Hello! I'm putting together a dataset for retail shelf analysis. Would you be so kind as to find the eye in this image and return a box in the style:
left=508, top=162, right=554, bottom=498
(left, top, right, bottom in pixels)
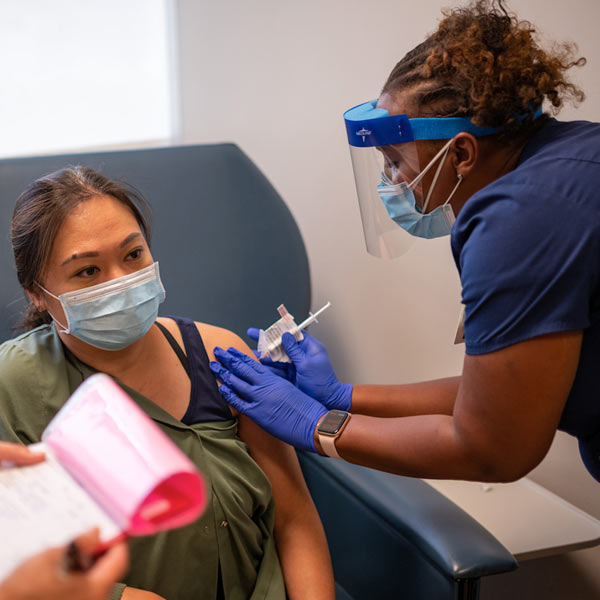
left=126, top=247, right=144, bottom=261
left=75, top=266, right=99, bottom=278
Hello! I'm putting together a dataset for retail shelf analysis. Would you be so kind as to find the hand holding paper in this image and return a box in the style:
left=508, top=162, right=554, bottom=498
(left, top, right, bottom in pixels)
left=0, top=528, right=129, bottom=600
left=0, top=374, right=207, bottom=581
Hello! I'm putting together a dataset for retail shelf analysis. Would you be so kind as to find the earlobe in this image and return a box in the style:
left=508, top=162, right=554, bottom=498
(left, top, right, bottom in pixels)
left=25, top=289, right=45, bottom=312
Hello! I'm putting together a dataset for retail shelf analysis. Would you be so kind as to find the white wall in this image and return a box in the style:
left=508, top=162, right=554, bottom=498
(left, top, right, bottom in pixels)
left=175, top=0, right=600, bottom=595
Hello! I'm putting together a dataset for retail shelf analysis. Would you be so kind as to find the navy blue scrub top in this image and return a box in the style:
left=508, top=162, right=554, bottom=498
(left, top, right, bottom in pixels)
left=451, top=118, right=600, bottom=480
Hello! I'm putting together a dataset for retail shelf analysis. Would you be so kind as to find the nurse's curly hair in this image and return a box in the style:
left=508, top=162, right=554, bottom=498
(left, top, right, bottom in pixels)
left=382, top=0, right=586, bottom=137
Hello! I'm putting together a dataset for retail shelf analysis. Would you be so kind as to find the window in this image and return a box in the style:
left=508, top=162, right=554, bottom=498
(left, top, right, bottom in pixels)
left=0, top=0, right=176, bottom=158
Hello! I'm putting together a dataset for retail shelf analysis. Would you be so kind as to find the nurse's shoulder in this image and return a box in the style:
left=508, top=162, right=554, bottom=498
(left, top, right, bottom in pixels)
left=516, top=119, right=600, bottom=172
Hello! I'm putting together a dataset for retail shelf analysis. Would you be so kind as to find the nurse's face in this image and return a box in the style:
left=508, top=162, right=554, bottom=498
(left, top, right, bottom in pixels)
left=377, top=90, right=461, bottom=213
left=33, top=194, right=153, bottom=326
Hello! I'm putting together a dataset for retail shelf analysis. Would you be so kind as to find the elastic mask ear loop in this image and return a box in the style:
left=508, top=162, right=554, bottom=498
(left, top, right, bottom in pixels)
left=35, top=282, right=69, bottom=332
left=443, top=174, right=463, bottom=208
left=421, top=142, right=452, bottom=213
left=378, top=137, right=453, bottom=197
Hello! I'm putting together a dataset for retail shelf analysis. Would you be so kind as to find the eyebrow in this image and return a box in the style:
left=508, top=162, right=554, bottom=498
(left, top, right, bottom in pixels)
left=120, top=232, right=142, bottom=248
left=60, top=232, right=143, bottom=266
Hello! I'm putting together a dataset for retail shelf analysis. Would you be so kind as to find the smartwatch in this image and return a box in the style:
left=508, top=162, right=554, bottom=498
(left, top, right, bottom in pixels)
left=317, top=410, right=351, bottom=459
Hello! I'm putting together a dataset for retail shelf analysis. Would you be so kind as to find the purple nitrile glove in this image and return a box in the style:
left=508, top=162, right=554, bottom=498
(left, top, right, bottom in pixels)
left=210, top=346, right=327, bottom=453
left=279, top=331, right=352, bottom=411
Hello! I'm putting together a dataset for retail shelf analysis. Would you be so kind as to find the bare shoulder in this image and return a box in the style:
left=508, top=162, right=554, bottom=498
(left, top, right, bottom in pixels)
left=194, top=322, right=253, bottom=363
left=195, top=322, right=254, bottom=419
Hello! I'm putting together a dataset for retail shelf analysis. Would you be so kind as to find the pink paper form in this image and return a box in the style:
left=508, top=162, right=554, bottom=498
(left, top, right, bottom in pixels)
left=42, top=373, right=207, bottom=537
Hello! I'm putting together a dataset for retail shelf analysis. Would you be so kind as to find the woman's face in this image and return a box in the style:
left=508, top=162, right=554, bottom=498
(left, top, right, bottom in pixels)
left=377, top=90, right=461, bottom=212
left=35, top=194, right=153, bottom=325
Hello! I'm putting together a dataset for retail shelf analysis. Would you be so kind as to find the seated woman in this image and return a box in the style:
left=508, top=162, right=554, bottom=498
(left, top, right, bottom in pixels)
left=0, top=167, right=334, bottom=600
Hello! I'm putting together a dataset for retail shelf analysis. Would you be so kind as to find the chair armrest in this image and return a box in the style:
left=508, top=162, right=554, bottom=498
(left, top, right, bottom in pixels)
left=299, top=452, right=517, bottom=580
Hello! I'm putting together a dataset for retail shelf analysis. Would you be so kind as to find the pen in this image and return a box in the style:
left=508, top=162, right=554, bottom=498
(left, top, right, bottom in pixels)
left=61, top=540, right=94, bottom=572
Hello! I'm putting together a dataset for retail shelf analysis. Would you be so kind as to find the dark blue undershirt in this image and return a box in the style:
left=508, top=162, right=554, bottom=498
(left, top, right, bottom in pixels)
left=156, top=316, right=232, bottom=425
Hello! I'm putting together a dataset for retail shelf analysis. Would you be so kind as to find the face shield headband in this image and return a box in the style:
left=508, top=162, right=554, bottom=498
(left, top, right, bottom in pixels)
left=344, top=99, right=502, bottom=148
left=343, top=99, right=541, bottom=258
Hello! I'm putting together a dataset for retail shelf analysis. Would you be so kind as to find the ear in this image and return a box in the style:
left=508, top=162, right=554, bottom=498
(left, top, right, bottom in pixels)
left=25, top=288, right=46, bottom=312
left=450, top=133, right=478, bottom=178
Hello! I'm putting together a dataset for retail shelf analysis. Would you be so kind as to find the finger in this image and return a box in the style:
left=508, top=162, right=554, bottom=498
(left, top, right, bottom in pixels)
left=210, top=361, right=258, bottom=398
left=215, top=348, right=274, bottom=390
left=209, top=360, right=230, bottom=383
left=281, top=332, right=305, bottom=362
left=213, top=347, right=260, bottom=377
left=257, top=353, right=279, bottom=367
left=87, top=542, right=129, bottom=588
left=72, top=528, right=100, bottom=557
left=217, top=384, right=250, bottom=414
left=298, top=329, right=314, bottom=344
left=219, top=346, right=266, bottom=374
left=213, top=346, right=239, bottom=370
left=258, top=350, right=292, bottom=372
left=39, top=545, right=68, bottom=569
left=247, top=327, right=260, bottom=341
left=299, top=330, right=326, bottom=355
left=0, top=442, right=45, bottom=465
left=226, top=346, right=265, bottom=368
left=259, top=357, right=290, bottom=374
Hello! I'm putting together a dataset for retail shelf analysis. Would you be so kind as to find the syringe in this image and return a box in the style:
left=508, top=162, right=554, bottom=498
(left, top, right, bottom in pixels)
left=258, top=302, right=331, bottom=362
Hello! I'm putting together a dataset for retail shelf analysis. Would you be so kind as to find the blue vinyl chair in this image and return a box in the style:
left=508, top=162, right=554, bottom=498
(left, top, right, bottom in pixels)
left=0, top=144, right=516, bottom=599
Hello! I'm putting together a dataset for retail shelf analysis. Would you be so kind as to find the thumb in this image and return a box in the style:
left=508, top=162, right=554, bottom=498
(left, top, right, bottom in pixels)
left=72, top=528, right=100, bottom=557
left=88, top=542, right=129, bottom=588
left=246, top=327, right=260, bottom=342
left=281, top=332, right=304, bottom=363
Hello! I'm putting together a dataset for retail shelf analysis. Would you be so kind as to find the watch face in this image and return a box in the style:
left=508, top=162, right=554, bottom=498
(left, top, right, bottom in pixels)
left=318, top=410, right=349, bottom=435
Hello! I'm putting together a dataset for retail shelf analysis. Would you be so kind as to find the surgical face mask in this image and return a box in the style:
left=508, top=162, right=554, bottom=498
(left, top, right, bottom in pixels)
left=37, top=262, right=166, bottom=351
left=377, top=139, right=463, bottom=239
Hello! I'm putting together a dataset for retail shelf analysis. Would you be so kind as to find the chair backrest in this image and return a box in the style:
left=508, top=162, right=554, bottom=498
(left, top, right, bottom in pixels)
left=0, top=143, right=311, bottom=342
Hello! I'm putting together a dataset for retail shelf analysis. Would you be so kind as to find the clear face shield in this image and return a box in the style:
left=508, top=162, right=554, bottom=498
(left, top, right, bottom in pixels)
left=343, top=99, right=500, bottom=259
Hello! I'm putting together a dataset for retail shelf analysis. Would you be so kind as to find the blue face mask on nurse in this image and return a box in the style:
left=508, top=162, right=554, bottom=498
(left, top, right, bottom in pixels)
left=342, top=96, right=503, bottom=257
left=377, top=137, right=463, bottom=239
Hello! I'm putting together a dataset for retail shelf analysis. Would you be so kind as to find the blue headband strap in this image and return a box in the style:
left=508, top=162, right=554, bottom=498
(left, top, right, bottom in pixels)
left=344, top=99, right=541, bottom=148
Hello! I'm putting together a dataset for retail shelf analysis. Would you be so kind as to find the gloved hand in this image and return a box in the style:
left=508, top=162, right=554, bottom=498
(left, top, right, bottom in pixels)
left=247, top=327, right=352, bottom=411
left=210, top=346, right=327, bottom=453
left=280, top=331, right=352, bottom=411
left=247, top=327, right=295, bottom=381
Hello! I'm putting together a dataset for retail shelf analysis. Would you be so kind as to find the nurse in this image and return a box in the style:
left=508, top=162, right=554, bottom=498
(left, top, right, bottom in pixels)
left=210, top=0, right=600, bottom=483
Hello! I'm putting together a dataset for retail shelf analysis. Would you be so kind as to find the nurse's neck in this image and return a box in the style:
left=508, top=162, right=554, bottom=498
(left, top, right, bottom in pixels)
left=450, top=134, right=530, bottom=215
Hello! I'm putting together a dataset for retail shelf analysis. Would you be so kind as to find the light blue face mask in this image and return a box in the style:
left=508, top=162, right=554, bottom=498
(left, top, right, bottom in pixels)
left=377, top=138, right=463, bottom=239
left=38, top=262, right=166, bottom=351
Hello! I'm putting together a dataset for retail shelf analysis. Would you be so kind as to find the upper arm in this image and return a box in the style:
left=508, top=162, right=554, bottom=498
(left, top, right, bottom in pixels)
left=454, top=330, right=582, bottom=481
left=0, top=345, right=44, bottom=445
left=197, top=322, right=315, bottom=521
left=450, top=185, right=597, bottom=479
